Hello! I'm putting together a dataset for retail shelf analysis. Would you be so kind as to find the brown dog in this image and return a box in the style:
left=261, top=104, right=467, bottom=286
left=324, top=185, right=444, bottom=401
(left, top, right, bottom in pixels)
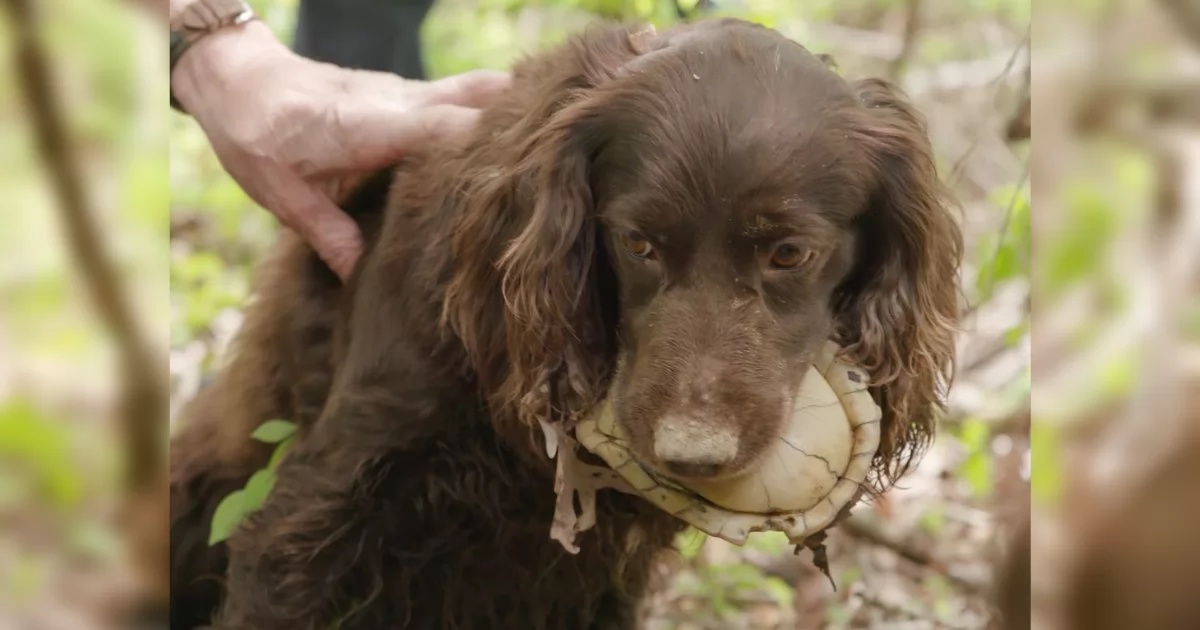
left=169, top=18, right=961, bottom=629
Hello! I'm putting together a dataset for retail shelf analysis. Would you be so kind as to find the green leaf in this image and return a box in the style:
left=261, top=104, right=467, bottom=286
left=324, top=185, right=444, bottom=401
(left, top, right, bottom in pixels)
left=252, top=419, right=297, bottom=444
left=209, top=489, right=247, bottom=545
left=242, top=469, right=277, bottom=513
left=268, top=436, right=294, bottom=470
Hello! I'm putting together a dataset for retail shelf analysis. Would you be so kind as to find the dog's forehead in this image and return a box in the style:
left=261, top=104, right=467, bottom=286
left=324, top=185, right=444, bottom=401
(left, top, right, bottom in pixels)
left=599, top=107, right=863, bottom=221
left=591, top=23, right=871, bottom=233
left=619, top=21, right=850, bottom=103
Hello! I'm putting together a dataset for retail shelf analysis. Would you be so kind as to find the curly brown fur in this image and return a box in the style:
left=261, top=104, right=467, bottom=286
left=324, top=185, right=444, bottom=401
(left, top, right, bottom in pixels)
left=169, top=18, right=961, bottom=630
left=835, top=78, right=962, bottom=486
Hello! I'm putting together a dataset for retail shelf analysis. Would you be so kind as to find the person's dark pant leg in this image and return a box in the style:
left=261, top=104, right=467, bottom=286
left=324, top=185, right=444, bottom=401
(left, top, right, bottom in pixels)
left=292, top=0, right=437, bottom=79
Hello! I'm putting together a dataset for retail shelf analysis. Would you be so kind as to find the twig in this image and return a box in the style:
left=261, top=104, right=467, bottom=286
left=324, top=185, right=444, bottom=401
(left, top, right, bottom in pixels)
left=1006, top=59, right=1031, bottom=141
left=839, top=514, right=992, bottom=597
left=976, top=157, right=1030, bottom=302
left=946, top=25, right=1030, bottom=187
left=855, top=589, right=982, bottom=630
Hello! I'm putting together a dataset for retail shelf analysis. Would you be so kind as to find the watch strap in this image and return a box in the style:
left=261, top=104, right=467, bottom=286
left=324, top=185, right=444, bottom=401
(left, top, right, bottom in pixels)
left=169, top=0, right=257, bottom=113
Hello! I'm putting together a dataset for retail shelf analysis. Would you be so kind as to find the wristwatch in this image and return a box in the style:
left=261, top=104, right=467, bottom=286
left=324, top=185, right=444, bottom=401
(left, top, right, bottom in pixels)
left=169, top=0, right=258, bottom=113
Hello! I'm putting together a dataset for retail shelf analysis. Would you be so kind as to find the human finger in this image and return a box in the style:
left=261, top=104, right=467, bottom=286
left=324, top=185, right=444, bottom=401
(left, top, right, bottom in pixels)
left=329, top=103, right=484, bottom=172
left=271, top=178, right=364, bottom=281
left=420, top=69, right=512, bottom=109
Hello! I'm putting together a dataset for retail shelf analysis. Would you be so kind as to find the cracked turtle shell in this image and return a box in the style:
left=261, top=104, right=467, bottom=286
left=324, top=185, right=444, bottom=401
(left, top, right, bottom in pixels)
left=573, top=340, right=882, bottom=545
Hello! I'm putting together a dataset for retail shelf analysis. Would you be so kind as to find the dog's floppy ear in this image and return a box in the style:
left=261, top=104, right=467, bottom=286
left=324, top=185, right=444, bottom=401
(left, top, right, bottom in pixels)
left=836, top=78, right=963, bottom=488
left=494, top=100, right=615, bottom=429
left=443, top=28, right=641, bottom=435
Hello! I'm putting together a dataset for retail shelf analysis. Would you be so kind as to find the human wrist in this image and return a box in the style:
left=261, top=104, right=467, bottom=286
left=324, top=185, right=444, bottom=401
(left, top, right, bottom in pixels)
left=170, top=19, right=289, bottom=118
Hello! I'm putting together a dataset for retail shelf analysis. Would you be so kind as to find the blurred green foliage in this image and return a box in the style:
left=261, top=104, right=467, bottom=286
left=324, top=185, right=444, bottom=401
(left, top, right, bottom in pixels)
left=0, top=0, right=168, bottom=616
left=673, top=562, right=795, bottom=620
left=0, top=400, right=85, bottom=511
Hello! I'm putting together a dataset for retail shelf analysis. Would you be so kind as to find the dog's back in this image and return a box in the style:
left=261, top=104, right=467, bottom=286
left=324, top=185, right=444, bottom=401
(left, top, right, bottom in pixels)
left=168, top=171, right=393, bottom=628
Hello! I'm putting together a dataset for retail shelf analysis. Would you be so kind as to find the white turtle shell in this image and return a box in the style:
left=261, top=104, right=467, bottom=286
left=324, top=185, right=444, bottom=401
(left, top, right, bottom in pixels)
left=573, top=341, right=882, bottom=545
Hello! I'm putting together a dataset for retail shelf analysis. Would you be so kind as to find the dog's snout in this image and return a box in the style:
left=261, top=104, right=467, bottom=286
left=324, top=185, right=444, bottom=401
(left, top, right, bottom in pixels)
left=652, top=414, right=739, bottom=479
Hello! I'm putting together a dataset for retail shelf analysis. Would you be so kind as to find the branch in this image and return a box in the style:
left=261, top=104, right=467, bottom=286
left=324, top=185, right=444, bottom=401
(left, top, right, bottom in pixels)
left=4, top=0, right=165, bottom=492
left=941, top=25, right=1029, bottom=188
left=1006, top=59, right=1031, bottom=141
left=3, top=0, right=169, bottom=617
left=854, top=590, right=981, bottom=630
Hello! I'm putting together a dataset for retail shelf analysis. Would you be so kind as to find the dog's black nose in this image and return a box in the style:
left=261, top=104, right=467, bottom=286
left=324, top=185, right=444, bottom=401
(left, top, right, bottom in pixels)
left=662, top=459, right=723, bottom=479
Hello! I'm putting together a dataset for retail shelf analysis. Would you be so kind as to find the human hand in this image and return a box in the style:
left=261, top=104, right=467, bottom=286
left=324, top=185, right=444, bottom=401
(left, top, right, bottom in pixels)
left=171, top=20, right=510, bottom=279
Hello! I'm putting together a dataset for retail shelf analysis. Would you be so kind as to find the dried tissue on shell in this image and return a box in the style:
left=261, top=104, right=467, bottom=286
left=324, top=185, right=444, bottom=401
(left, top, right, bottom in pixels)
left=544, top=340, right=882, bottom=552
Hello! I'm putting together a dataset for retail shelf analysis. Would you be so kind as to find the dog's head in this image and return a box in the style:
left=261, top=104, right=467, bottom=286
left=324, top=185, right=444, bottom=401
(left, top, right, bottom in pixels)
left=446, top=19, right=961, bottom=490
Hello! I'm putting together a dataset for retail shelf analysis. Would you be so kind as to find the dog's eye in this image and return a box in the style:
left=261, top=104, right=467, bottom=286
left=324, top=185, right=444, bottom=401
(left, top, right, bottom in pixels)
left=619, top=231, right=656, bottom=260
left=768, top=243, right=814, bottom=270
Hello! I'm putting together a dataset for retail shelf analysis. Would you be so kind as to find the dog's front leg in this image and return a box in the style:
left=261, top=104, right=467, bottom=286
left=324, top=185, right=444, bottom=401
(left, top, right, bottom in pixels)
left=212, top=250, right=461, bottom=630
left=211, top=387, right=449, bottom=629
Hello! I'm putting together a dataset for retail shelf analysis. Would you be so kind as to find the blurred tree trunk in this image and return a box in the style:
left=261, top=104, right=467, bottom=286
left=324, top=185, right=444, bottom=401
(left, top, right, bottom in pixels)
left=3, top=0, right=170, bottom=622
